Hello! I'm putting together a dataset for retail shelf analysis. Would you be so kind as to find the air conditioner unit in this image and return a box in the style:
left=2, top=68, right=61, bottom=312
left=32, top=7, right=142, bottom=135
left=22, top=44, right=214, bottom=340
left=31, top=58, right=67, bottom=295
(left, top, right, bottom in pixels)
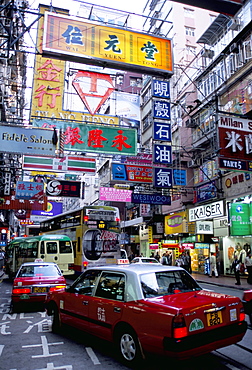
left=229, top=42, right=239, bottom=54
left=188, top=159, right=198, bottom=168
left=185, top=118, right=197, bottom=128
left=200, top=47, right=214, bottom=59
left=227, top=18, right=240, bottom=31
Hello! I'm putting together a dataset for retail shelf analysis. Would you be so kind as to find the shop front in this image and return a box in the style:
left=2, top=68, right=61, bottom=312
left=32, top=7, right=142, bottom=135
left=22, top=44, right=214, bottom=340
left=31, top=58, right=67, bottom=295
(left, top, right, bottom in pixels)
left=223, top=200, right=252, bottom=276
left=188, top=200, right=224, bottom=274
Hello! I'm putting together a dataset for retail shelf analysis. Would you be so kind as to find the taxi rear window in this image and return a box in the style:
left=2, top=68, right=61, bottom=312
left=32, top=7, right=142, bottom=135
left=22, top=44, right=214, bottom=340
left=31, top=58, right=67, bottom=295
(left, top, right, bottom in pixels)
left=17, top=265, right=61, bottom=278
left=140, top=270, right=202, bottom=298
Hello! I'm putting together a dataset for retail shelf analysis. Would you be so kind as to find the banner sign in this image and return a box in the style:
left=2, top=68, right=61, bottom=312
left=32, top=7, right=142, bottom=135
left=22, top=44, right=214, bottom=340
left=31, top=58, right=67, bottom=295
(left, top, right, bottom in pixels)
left=153, top=168, right=173, bottom=188
left=153, top=100, right=171, bottom=120
left=219, top=157, right=252, bottom=172
left=153, top=122, right=171, bottom=141
left=31, top=201, right=63, bottom=218
left=0, top=194, right=47, bottom=210
left=42, top=12, right=173, bottom=77
left=15, top=181, right=44, bottom=200
left=229, top=202, right=252, bottom=236
left=165, top=211, right=187, bottom=234
left=173, top=169, right=187, bottom=186
left=218, top=115, right=252, bottom=171
left=153, top=144, right=172, bottom=164
left=99, top=187, right=132, bottom=202
left=23, top=154, right=96, bottom=173
left=196, top=220, right=213, bottom=234
left=152, top=79, right=170, bottom=99
left=0, top=125, right=56, bottom=156
left=111, top=163, right=152, bottom=183
left=194, top=182, right=217, bottom=203
left=132, top=193, right=171, bottom=205
left=33, top=119, right=137, bottom=155
left=46, top=180, right=81, bottom=197
left=189, top=200, right=224, bottom=221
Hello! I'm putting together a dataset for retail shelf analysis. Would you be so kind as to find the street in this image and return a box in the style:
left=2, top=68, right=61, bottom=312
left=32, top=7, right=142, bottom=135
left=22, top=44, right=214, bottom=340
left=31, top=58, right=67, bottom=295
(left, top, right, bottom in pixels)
left=0, top=276, right=252, bottom=370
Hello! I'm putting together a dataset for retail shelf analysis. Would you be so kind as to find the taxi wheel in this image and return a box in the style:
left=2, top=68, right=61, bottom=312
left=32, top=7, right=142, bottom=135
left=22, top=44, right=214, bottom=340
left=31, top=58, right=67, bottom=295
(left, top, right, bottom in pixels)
left=116, top=326, right=143, bottom=366
left=51, top=304, right=61, bottom=333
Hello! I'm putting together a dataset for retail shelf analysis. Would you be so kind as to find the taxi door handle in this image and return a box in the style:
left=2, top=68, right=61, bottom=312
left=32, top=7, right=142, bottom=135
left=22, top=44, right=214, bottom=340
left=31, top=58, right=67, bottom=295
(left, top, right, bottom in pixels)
left=82, top=301, right=88, bottom=305
left=114, top=307, right=121, bottom=313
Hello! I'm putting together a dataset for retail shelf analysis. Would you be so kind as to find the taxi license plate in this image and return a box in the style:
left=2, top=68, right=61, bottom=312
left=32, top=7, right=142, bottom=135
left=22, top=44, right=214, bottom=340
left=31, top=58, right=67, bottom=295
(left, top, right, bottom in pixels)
left=206, top=311, right=223, bottom=326
left=33, top=287, right=47, bottom=293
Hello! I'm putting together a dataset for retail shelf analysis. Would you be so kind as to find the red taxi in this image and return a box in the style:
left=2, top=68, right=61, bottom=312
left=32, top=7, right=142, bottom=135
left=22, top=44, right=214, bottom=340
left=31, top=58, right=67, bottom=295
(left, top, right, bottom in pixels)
left=11, top=261, right=66, bottom=311
left=46, top=264, right=247, bottom=365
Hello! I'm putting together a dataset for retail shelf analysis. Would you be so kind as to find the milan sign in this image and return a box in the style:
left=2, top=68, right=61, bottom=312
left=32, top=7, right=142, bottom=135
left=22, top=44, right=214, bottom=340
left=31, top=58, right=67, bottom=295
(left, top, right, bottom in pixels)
left=218, top=115, right=252, bottom=171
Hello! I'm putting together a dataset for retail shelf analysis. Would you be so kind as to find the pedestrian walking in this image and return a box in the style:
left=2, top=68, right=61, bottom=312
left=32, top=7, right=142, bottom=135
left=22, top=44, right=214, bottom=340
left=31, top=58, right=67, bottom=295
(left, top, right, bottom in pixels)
left=209, top=252, right=218, bottom=277
left=244, top=252, right=252, bottom=284
left=231, top=254, right=241, bottom=285
left=154, top=252, right=160, bottom=262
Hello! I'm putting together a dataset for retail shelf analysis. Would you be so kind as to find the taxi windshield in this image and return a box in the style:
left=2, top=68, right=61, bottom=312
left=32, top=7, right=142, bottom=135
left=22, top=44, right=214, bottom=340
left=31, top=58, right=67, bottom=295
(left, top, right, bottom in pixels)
left=17, top=265, right=61, bottom=278
left=140, top=270, right=202, bottom=298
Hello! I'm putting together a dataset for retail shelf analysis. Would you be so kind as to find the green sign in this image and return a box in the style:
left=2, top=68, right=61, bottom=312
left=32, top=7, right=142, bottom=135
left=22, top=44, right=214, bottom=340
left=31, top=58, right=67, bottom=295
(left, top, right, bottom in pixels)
left=230, top=203, right=250, bottom=236
left=33, top=119, right=137, bottom=156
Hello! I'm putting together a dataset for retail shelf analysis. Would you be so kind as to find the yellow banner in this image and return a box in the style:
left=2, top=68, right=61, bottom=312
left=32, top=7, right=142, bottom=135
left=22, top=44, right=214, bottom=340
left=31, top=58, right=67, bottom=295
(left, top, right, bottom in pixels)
left=43, top=13, right=173, bottom=77
left=165, top=211, right=187, bottom=234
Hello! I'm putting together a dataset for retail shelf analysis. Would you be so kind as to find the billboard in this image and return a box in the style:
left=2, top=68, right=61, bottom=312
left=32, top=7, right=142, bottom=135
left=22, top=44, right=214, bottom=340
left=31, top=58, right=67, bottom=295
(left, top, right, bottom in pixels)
left=111, top=163, right=153, bottom=183
left=99, top=187, right=132, bottom=202
left=46, top=180, right=82, bottom=198
left=33, top=119, right=137, bottom=155
left=23, top=155, right=96, bottom=173
left=42, top=12, right=173, bottom=77
left=218, top=114, right=252, bottom=171
left=0, top=125, right=57, bottom=156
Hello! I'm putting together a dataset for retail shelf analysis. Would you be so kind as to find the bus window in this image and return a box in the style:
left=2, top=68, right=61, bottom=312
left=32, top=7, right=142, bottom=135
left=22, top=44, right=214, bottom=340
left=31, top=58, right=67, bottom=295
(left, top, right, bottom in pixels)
left=59, top=241, right=72, bottom=254
left=40, top=241, right=45, bottom=255
left=46, top=242, right=58, bottom=254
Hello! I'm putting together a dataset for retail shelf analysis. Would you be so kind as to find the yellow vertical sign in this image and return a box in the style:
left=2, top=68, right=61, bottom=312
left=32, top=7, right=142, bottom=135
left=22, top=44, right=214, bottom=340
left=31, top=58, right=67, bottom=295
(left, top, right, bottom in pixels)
left=148, top=226, right=153, bottom=243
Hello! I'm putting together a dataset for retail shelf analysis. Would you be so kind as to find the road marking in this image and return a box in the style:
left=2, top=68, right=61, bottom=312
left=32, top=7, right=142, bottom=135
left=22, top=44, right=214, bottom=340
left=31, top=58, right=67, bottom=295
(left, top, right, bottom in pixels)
left=0, top=344, right=4, bottom=356
left=86, top=347, right=101, bottom=365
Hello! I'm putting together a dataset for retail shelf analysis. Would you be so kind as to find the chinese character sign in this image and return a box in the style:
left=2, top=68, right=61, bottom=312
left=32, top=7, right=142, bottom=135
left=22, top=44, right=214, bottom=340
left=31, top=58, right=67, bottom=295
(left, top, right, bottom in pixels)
left=15, top=181, right=44, bottom=200
left=153, top=168, right=173, bottom=188
left=152, top=79, right=170, bottom=99
left=218, top=115, right=252, bottom=162
left=33, top=119, right=137, bottom=155
left=153, top=100, right=171, bottom=120
left=43, top=13, right=173, bottom=77
left=153, top=144, right=172, bottom=165
left=153, top=122, right=171, bottom=141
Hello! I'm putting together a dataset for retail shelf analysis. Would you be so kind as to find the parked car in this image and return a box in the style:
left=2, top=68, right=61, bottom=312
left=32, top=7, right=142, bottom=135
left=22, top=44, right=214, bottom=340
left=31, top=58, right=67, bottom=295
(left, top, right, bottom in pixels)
left=11, top=261, right=66, bottom=311
left=46, top=264, right=247, bottom=365
left=242, top=289, right=252, bottom=326
left=130, top=257, right=160, bottom=264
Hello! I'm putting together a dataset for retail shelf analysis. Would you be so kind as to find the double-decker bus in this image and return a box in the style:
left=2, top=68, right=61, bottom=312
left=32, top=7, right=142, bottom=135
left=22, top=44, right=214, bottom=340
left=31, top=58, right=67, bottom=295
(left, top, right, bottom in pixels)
left=5, top=234, right=74, bottom=279
left=39, top=205, right=127, bottom=275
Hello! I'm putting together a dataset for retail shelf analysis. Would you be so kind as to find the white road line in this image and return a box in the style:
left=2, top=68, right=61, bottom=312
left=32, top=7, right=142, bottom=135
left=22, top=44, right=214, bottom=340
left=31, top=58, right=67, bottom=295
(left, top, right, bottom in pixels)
left=0, top=344, right=4, bottom=356
left=86, top=347, right=101, bottom=365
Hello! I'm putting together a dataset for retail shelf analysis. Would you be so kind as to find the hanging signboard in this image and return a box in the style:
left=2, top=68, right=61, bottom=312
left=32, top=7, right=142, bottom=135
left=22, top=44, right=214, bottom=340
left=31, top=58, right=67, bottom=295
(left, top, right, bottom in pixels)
left=42, top=12, right=173, bottom=77
left=0, top=125, right=56, bottom=156
left=23, top=154, right=96, bottom=173
left=33, top=119, right=137, bottom=155
left=46, top=180, right=82, bottom=198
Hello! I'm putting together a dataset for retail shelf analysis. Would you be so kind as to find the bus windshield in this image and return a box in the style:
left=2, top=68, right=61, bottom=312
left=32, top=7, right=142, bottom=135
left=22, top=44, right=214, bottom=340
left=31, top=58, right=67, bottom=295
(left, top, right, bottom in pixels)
left=5, top=235, right=74, bottom=279
left=39, top=206, right=125, bottom=275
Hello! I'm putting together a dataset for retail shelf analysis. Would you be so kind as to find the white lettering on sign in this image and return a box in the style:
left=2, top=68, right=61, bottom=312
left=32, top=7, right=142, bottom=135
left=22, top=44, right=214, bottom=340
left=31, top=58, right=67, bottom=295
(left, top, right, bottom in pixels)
left=189, top=201, right=224, bottom=221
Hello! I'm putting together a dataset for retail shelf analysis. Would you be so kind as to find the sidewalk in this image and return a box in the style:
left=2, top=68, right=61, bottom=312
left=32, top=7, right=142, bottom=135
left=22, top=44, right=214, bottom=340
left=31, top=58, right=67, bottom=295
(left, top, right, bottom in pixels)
left=192, top=272, right=252, bottom=291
